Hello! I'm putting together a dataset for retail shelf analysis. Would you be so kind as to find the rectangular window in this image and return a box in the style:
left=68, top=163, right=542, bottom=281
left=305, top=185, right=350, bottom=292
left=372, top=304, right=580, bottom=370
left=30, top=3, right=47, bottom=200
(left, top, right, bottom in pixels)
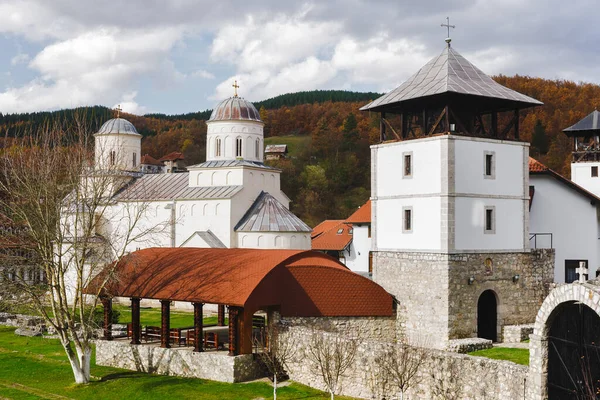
left=565, top=259, right=588, bottom=283
left=110, top=151, right=116, bottom=166
left=402, top=207, right=413, bottom=233
left=484, top=151, right=495, bottom=179
left=368, top=225, right=372, bottom=238
left=132, top=152, right=137, bottom=167
left=403, top=152, right=412, bottom=178
left=484, top=206, right=495, bottom=234
left=592, top=166, right=598, bottom=177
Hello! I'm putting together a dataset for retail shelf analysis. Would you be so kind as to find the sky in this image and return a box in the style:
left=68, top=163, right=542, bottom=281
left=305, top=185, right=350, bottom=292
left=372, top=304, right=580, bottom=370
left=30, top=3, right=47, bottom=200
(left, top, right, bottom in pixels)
left=0, top=0, right=597, bottom=116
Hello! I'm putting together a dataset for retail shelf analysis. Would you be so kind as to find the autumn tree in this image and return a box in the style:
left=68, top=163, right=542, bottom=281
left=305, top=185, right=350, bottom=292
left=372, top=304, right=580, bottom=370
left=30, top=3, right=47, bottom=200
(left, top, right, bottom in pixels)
left=531, top=119, right=549, bottom=156
left=0, top=118, right=165, bottom=384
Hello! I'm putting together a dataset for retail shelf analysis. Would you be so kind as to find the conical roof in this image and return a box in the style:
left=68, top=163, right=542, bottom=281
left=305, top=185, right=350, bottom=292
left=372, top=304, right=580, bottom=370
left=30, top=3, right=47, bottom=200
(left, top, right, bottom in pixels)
left=564, top=110, right=600, bottom=135
left=235, top=191, right=311, bottom=232
left=361, top=45, right=542, bottom=112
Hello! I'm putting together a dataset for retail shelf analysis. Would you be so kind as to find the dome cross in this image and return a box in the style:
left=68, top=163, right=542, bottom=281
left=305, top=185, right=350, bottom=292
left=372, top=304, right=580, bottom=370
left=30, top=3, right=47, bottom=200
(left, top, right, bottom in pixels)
left=115, top=104, right=122, bottom=119
left=441, top=17, right=456, bottom=45
left=232, top=80, right=240, bottom=97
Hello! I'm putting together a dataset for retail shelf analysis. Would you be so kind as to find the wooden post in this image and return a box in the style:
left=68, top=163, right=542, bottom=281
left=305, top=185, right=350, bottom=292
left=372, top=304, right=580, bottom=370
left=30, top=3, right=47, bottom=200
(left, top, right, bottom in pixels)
left=193, top=303, right=204, bottom=352
left=514, top=109, right=520, bottom=139
left=130, top=297, right=141, bottom=345
left=101, top=297, right=113, bottom=341
left=380, top=112, right=386, bottom=142
left=228, top=306, right=240, bottom=356
left=160, top=300, right=171, bottom=349
left=218, top=304, right=226, bottom=326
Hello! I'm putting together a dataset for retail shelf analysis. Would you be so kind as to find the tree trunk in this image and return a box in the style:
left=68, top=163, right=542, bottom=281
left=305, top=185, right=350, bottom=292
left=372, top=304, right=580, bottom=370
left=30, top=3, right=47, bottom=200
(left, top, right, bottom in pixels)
left=273, top=373, right=277, bottom=400
left=330, top=390, right=334, bottom=400
left=62, top=342, right=91, bottom=384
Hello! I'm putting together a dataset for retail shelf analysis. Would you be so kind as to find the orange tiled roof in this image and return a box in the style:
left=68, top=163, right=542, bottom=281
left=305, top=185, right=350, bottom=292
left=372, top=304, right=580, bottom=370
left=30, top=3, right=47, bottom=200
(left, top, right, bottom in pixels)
left=528, top=157, right=549, bottom=172
left=345, top=200, right=371, bottom=224
left=311, top=219, right=344, bottom=239
left=85, top=248, right=393, bottom=317
left=140, top=154, right=164, bottom=166
left=311, top=220, right=353, bottom=251
left=159, top=151, right=185, bottom=162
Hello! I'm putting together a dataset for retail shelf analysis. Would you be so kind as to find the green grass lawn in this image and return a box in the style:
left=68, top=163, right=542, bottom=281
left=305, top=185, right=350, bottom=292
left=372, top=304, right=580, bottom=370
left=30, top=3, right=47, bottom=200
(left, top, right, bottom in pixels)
left=264, top=135, right=311, bottom=157
left=0, top=326, right=353, bottom=399
left=113, top=305, right=227, bottom=328
left=468, top=347, right=530, bottom=365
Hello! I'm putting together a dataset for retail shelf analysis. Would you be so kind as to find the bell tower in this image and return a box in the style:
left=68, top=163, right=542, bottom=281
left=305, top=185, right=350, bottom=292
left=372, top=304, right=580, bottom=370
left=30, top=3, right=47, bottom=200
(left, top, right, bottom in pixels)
left=564, top=110, right=600, bottom=197
left=363, top=28, right=553, bottom=349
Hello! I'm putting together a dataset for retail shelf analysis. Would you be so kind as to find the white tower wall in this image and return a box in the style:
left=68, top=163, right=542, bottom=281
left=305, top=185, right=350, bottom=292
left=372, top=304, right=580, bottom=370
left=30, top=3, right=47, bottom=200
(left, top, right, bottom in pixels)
left=206, top=120, right=264, bottom=162
left=571, top=162, right=600, bottom=198
left=95, top=133, right=141, bottom=171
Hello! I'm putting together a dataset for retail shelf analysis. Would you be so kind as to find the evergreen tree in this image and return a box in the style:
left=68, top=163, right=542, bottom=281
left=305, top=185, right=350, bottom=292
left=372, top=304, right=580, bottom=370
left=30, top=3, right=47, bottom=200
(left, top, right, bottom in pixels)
left=531, top=119, right=549, bottom=156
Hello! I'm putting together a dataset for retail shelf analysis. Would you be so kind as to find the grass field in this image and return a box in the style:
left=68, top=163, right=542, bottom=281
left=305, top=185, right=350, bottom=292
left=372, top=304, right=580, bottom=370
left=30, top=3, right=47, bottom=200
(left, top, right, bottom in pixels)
left=468, top=347, right=530, bottom=365
left=264, top=135, right=311, bottom=157
left=0, top=326, right=352, bottom=399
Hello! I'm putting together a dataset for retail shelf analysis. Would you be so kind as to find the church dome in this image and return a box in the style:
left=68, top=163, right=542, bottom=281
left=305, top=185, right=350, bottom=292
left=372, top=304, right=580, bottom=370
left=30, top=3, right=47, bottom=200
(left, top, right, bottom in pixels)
left=96, top=118, right=141, bottom=135
left=209, top=97, right=262, bottom=122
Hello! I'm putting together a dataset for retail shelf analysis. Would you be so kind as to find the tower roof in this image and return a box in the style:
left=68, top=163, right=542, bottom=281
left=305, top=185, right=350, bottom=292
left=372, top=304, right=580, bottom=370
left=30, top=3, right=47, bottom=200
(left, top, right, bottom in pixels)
left=563, top=110, right=600, bottom=135
left=235, top=191, right=311, bottom=232
left=209, top=97, right=262, bottom=122
left=360, top=45, right=542, bottom=113
left=95, top=118, right=141, bottom=136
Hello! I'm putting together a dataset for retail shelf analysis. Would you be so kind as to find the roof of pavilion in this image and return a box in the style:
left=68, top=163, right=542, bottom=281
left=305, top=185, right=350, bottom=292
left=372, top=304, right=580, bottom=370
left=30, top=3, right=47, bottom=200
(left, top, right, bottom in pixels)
left=86, top=247, right=394, bottom=317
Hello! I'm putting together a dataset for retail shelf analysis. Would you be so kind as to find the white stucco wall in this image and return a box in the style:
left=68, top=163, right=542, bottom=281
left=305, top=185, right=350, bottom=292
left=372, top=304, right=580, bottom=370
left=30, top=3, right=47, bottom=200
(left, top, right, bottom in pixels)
left=344, top=224, right=371, bottom=274
left=571, top=161, right=600, bottom=198
left=206, top=120, right=264, bottom=162
left=238, top=232, right=310, bottom=249
left=94, top=133, right=141, bottom=171
left=529, top=174, right=600, bottom=282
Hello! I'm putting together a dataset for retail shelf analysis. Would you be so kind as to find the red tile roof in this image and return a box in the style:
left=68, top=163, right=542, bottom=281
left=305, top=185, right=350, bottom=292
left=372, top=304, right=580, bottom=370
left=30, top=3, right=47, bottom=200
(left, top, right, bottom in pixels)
left=86, top=248, right=393, bottom=317
left=528, top=157, right=549, bottom=172
left=140, top=154, right=164, bottom=166
left=345, top=200, right=371, bottom=224
left=311, top=220, right=353, bottom=251
left=159, top=151, right=185, bottom=162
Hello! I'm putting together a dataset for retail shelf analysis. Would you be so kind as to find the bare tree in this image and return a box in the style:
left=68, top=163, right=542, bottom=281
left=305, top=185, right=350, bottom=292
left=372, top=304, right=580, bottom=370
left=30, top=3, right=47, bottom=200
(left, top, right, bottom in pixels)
left=0, top=118, right=166, bottom=384
left=305, top=329, right=360, bottom=400
left=253, top=320, right=297, bottom=400
left=376, top=343, right=428, bottom=400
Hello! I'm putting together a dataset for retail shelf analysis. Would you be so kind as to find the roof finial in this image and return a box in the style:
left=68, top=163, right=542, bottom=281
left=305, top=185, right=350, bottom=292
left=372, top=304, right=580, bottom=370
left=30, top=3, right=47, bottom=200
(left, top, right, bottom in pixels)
left=115, top=104, right=122, bottom=119
left=232, top=80, right=240, bottom=97
left=441, top=17, right=455, bottom=47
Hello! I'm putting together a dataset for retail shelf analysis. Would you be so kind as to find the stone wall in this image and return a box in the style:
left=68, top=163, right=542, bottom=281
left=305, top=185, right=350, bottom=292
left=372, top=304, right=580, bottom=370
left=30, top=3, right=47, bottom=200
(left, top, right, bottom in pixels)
left=95, top=340, right=263, bottom=383
left=282, top=321, right=528, bottom=400
left=447, top=249, right=554, bottom=341
left=374, top=249, right=553, bottom=348
left=283, top=315, right=398, bottom=343
left=373, top=251, right=450, bottom=348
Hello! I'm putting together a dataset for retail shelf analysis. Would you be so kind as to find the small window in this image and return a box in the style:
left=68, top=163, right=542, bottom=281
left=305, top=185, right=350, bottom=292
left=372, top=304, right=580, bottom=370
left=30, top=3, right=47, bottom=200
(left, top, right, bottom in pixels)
left=337, top=228, right=343, bottom=234
left=402, top=207, right=413, bottom=233
left=484, top=151, right=495, bottom=179
left=215, top=138, right=222, bottom=157
left=132, top=152, right=137, bottom=167
left=403, top=152, right=412, bottom=178
left=348, top=228, right=353, bottom=235
left=255, top=139, right=260, bottom=159
left=110, top=151, right=116, bottom=166
left=236, top=137, right=243, bottom=157
left=484, top=206, right=495, bottom=234
left=368, top=251, right=373, bottom=275
left=592, top=166, right=598, bottom=177
left=368, top=225, right=372, bottom=238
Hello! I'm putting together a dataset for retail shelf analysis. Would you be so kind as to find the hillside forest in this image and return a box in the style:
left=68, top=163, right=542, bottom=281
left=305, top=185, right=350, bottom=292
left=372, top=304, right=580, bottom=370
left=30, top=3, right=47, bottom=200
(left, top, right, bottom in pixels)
left=0, top=78, right=598, bottom=227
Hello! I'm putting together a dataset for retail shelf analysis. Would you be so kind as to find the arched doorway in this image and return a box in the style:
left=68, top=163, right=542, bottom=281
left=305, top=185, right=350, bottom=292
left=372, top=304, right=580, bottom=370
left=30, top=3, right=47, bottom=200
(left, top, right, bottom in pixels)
left=547, top=302, right=600, bottom=399
left=477, top=290, right=497, bottom=342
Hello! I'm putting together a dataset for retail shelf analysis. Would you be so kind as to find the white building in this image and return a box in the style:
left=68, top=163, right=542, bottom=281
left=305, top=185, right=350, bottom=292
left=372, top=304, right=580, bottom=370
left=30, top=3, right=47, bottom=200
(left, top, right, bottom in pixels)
left=63, top=94, right=311, bottom=301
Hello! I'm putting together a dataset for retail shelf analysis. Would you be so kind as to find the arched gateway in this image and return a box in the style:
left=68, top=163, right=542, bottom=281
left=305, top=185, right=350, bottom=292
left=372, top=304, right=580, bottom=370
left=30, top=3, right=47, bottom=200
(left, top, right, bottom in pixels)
left=477, top=290, right=498, bottom=342
left=528, top=283, right=600, bottom=400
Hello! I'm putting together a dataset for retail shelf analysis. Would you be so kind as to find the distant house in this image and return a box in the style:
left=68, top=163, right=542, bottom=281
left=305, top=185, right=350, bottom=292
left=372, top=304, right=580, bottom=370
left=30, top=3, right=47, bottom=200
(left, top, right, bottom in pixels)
left=265, top=144, right=288, bottom=160
left=140, top=154, right=165, bottom=174
left=159, top=152, right=186, bottom=173
left=311, top=199, right=372, bottom=277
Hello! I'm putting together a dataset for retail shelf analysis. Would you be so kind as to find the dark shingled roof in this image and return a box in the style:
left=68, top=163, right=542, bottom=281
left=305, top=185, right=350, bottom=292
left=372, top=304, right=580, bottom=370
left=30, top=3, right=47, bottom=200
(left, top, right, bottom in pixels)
left=235, top=191, right=311, bottom=232
left=209, top=97, right=262, bottom=122
left=564, top=110, right=600, bottom=135
left=361, top=45, right=542, bottom=112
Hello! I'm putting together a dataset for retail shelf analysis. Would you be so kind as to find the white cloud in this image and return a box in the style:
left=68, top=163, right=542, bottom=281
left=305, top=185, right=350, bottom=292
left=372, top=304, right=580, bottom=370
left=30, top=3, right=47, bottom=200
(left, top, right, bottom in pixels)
left=10, top=52, right=30, bottom=66
left=191, top=69, right=215, bottom=79
left=114, top=91, right=147, bottom=115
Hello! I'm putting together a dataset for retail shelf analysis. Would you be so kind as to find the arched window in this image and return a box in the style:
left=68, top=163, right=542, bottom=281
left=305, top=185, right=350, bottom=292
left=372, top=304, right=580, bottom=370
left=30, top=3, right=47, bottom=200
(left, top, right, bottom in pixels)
left=255, top=139, right=260, bottom=159
left=132, top=152, right=137, bottom=167
left=110, top=151, right=116, bottom=166
left=215, top=138, right=222, bottom=157
left=236, top=137, right=243, bottom=157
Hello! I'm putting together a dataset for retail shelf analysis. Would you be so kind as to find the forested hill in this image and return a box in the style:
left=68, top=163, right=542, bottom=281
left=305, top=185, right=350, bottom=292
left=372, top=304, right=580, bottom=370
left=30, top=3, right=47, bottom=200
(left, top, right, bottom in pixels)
left=0, top=78, right=599, bottom=225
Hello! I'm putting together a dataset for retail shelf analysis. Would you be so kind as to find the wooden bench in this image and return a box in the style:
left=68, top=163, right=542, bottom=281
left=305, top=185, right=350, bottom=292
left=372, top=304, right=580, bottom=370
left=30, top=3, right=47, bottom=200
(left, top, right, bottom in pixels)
left=204, top=332, right=220, bottom=349
left=143, top=326, right=161, bottom=342
left=169, top=327, right=194, bottom=346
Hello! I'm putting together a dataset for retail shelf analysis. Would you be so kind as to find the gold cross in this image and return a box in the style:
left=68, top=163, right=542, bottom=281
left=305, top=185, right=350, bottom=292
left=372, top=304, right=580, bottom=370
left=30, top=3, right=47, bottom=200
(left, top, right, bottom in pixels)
left=232, top=80, right=240, bottom=97
left=115, top=104, right=122, bottom=118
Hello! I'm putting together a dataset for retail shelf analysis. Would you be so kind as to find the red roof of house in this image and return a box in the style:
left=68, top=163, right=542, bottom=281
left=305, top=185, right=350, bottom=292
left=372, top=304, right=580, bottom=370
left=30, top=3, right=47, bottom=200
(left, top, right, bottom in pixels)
left=528, top=157, right=548, bottom=173
left=85, top=248, right=393, bottom=317
left=159, top=152, right=185, bottom=162
left=345, top=200, right=371, bottom=224
left=140, top=154, right=164, bottom=166
left=311, top=220, right=353, bottom=251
